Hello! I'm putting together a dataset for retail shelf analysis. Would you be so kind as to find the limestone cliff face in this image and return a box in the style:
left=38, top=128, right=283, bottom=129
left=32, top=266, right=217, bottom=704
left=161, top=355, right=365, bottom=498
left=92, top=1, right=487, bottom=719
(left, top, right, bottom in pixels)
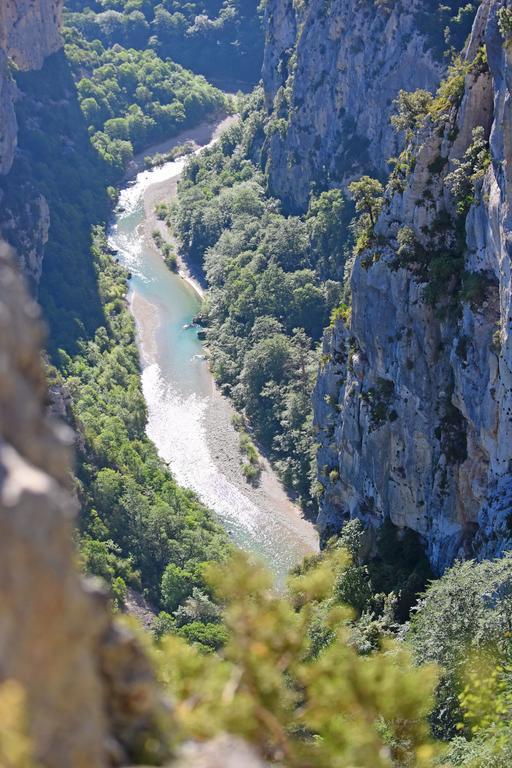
left=0, top=0, right=63, bottom=175
left=262, top=0, right=474, bottom=213
left=0, top=239, right=107, bottom=768
left=0, top=0, right=63, bottom=283
left=0, top=50, right=17, bottom=174
left=0, top=240, right=169, bottom=766
left=314, top=0, right=512, bottom=572
left=0, top=0, right=63, bottom=71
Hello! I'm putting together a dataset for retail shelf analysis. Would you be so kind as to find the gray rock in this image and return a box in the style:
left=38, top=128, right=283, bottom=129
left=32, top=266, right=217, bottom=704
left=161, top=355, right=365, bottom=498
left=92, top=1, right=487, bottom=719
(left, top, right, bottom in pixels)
left=314, top=0, right=512, bottom=572
left=0, top=0, right=64, bottom=72
left=262, top=0, right=447, bottom=212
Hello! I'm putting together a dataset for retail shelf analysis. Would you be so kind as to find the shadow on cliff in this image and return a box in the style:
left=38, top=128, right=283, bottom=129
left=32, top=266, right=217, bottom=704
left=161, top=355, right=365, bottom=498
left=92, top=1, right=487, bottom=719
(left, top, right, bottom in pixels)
left=0, top=51, right=112, bottom=355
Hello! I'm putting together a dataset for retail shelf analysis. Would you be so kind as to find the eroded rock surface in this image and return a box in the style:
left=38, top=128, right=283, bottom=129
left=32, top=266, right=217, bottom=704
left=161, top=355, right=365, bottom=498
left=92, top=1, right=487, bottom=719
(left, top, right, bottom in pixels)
left=0, top=240, right=108, bottom=767
left=0, top=1, right=63, bottom=282
left=0, top=50, right=17, bottom=174
left=0, top=0, right=63, bottom=71
left=0, top=241, right=169, bottom=766
left=314, top=0, right=512, bottom=571
left=261, top=0, right=469, bottom=212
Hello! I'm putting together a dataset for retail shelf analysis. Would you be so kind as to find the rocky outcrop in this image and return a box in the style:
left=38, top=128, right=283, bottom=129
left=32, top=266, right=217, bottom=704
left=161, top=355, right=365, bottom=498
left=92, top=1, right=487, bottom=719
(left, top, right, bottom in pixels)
left=1, top=192, right=50, bottom=283
left=0, top=239, right=107, bottom=767
left=0, top=0, right=63, bottom=71
left=0, top=1, right=63, bottom=282
left=0, top=0, right=64, bottom=176
left=0, top=239, right=167, bottom=767
left=314, top=0, right=512, bottom=572
left=0, top=50, right=17, bottom=174
left=262, top=0, right=475, bottom=213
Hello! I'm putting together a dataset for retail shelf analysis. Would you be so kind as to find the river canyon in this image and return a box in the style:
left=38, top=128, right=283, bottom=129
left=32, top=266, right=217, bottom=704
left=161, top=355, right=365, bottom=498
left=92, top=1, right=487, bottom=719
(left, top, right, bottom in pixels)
left=110, top=116, right=318, bottom=583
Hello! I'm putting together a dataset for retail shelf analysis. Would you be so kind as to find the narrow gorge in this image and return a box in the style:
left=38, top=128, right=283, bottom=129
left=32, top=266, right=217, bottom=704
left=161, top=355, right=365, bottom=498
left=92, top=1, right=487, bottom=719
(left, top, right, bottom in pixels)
left=3, top=0, right=512, bottom=766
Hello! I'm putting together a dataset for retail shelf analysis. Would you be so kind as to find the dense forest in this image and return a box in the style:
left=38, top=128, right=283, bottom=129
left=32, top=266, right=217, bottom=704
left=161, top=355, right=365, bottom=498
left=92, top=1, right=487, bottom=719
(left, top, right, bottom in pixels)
left=64, top=0, right=263, bottom=82
left=169, top=99, right=347, bottom=509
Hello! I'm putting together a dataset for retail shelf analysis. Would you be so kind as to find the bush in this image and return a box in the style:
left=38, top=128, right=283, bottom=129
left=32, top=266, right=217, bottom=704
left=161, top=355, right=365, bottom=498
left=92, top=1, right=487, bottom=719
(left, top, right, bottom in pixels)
left=408, top=555, right=512, bottom=738
left=156, top=550, right=439, bottom=766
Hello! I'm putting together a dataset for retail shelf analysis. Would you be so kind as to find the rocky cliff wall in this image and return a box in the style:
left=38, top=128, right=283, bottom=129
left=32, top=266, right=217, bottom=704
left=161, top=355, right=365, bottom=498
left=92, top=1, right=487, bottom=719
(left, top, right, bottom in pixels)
left=314, top=0, right=512, bottom=572
left=0, top=240, right=169, bottom=767
left=0, top=49, right=17, bottom=174
left=0, top=0, right=63, bottom=72
left=0, top=1, right=64, bottom=284
left=0, top=0, right=63, bottom=177
left=261, top=0, right=476, bottom=213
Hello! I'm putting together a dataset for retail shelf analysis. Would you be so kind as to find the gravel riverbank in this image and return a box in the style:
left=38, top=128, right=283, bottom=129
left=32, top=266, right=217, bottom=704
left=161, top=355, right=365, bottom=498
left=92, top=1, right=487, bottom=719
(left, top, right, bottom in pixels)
left=119, top=114, right=319, bottom=580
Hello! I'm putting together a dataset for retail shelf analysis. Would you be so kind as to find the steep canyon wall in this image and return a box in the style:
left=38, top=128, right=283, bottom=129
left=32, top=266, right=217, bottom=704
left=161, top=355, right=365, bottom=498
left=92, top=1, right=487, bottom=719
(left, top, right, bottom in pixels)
left=314, top=0, right=512, bottom=571
left=262, top=0, right=476, bottom=212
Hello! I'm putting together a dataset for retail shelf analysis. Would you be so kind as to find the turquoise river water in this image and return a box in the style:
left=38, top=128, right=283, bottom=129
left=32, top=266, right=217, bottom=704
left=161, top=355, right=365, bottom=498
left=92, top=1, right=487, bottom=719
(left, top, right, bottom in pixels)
left=109, top=119, right=318, bottom=583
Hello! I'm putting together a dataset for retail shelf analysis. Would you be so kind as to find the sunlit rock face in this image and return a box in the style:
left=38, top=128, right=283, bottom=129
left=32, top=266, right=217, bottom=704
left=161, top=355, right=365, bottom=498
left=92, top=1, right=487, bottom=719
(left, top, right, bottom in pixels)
left=261, top=0, right=468, bottom=213
left=0, top=0, right=64, bottom=176
left=314, top=0, right=512, bottom=572
left=0, top=0, right=63, bottom=72
left=0, top=2, right=63, bottom=281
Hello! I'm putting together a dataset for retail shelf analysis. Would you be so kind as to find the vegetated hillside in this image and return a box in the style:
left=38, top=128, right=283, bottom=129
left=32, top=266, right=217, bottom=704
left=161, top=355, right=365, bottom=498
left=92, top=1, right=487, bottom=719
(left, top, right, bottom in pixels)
left=64, top=25, right=227, bottom=169
left=64, top=0, right=263, bottom=83
left=170, top=93, right=346, bottom=511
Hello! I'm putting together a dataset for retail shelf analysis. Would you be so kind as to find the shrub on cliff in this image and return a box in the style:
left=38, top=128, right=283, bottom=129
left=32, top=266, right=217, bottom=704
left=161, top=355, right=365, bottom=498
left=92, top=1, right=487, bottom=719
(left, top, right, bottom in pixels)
left=409, top=555, right=512, bottom=740
left=158, top=549, right=439, bottom=767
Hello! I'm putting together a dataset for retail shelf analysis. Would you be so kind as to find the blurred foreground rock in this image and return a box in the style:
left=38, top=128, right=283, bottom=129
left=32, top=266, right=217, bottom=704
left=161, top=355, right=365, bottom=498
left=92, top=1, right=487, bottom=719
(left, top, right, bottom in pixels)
left=0, top=242, right=166, bottom=767
left=174, top=736, right=266, bottom=768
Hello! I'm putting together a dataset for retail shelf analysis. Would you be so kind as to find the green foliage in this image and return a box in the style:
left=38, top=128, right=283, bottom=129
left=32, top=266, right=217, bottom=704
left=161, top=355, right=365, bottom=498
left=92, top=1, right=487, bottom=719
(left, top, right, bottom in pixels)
left=157, top=550, right=439, bottom=767
left=391, top=89, right=434, bottom=137
left=172, top=125, right=344, bottom=506
left=348, top=176, right=384, bottom=253
left=429, top=57, right=472, bottom=122
left=291, top=518, right=431, bottom=660
left=444, top=648, right=512, bottom=766
left=0, top=681, right=38, bottom=768
left=409, top=555, right=512, bottom=739
left=498, top=7, right=512, bottom=43
left=64, top=0, right=263, bottom=82
left=144, top=141, right=195, bottom=169
left=64, top=229, right=230, bottom=610
left=64, top=26, right=227, bottom=168
left=330, top=302, right=352, bottom=326
left=349, top=176, right=385, bottom=227
left=161, top=564, right=200, bottom=612
left=360, top=377, right=397, bottom=431
left=395, top=226, right=426, bottom=268
left=236, top=426, right=262, bottom=486
left=445, top=127, right=491, bottom=216
left=306, top=189, right=346, bottom=278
